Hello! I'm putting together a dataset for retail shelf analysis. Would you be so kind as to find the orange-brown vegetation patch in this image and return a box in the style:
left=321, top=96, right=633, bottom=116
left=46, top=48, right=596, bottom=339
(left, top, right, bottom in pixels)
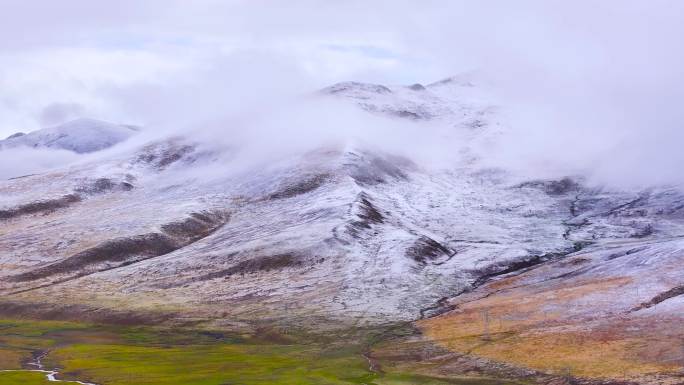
left=418, top=275, right=684, bottom=380
left=0, top=348, right=25, bottom=369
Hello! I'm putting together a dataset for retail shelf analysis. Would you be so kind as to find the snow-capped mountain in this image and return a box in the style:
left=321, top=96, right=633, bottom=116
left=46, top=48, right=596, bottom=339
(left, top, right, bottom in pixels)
left=0, top=118, right=139, bottom=154
left=321, top=77, right=495, bottom=126
left=1, top=78, right=683, bottom=384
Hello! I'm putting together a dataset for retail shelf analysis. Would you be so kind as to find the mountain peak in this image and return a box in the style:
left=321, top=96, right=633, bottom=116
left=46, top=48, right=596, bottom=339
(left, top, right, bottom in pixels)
left=427, top=75, right=475, bottom=88
left=0, top=118, right=139, bottom=154
left=321, top=81, right=392, bottom=95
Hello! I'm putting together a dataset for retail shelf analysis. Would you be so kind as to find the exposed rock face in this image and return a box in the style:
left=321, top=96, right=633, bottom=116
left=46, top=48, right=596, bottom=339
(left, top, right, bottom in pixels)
left=134, top=139, right=198, bottom=170
left=267, top=174, right=330, bottom=200
left=5, top=132, right=26, bottom=140
left=322, top=81, right=392, bottom=95
left=406, top=236, right=452, bottom=265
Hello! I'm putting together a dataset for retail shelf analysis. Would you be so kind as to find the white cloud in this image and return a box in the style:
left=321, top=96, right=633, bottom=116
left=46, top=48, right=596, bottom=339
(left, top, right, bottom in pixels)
left=0, top=0, right=683, bottom=188
left=0, top=147, right=81, bottom=179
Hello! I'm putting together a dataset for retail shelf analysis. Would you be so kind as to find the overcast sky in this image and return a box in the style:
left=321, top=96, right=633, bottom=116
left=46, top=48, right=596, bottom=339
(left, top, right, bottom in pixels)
left=1, top=1, right=683, bottom=186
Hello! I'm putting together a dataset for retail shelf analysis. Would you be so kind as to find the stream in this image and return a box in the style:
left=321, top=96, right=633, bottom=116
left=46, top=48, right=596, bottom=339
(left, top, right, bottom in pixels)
left=0, top=350, right=98, bottom=385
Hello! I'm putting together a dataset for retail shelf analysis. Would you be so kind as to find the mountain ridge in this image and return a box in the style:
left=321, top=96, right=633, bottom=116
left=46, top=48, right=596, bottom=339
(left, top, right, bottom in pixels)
left=1, top=78, right=683, bottom=384
left=0, top=118, right=139, bottom=154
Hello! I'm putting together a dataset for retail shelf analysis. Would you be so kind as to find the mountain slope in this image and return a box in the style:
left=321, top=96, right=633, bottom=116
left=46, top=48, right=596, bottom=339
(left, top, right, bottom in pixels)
left=1, top=78, right=683, bottom=384
left=0, top=118, right=139, bottom=154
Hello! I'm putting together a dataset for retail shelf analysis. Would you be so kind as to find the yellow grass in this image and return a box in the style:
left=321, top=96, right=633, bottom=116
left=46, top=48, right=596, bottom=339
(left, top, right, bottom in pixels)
left=0, top=348, right=25, bottom=369
left=419, top=276, right=682, bottom=379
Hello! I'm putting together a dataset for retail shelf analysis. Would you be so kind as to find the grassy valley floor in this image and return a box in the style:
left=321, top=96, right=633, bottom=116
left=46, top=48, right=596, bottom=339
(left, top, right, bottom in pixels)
left=0, top=318, right=524, bottom=385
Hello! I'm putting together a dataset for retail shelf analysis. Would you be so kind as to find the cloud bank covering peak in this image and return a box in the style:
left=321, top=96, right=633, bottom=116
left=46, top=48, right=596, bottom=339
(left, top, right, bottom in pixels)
left=1, top=0, right=683, bottom=188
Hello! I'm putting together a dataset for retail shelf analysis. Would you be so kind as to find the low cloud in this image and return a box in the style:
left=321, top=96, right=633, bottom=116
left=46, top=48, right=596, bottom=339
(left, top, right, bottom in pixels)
left=0, top=1, right=682, bottom=189
left=0, top=147, right=81, bottom=180
left=39, top=102, right=85, bottom=126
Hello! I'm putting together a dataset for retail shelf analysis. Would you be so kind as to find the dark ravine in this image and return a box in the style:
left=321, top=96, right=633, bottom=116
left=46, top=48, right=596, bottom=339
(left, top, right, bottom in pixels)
left=345, top=192, right=385, bottom=239
left=266, top=173, right=330, bottom=200
left=194, top=253, right=305, bottom=282
left=630, top=284, right=684, bottom=312
left=418, top=295, right=459, bottom=319
left=0, top=194, right=81, bottom=220
left=5, top=210, right=230, bottom=294
left=414, top=249, right=575, bottom=321
left=470, top=250, right=573, bottom=288
left=10, top=233, right=179, bottom=282
left=0, top=178, right=134, bottom=221
left=406, top=236, right=452, bottom=265
left=417, top=241, right=587, bottom=320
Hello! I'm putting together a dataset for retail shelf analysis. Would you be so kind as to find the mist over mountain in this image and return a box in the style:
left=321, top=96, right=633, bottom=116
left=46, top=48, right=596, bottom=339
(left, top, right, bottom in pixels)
left=2, top=75, right=684, bottom=384
left=1, top=2, right=683, bottom=385
left=0, top=118, right=138, bottom=153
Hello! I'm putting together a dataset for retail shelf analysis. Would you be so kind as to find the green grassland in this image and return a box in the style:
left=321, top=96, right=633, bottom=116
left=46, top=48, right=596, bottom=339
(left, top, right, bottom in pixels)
left=0, top=319, right=520, bottom=385
left=0, top=371, right=54, bottom=385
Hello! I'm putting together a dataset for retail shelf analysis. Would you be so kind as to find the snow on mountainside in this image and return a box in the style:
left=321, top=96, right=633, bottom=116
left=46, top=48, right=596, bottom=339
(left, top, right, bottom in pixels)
left=321, top=77, right=496, bottom=127
left=1, top=77, right=684, bottom=383
left=0, top=118, right=139, bottom=154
